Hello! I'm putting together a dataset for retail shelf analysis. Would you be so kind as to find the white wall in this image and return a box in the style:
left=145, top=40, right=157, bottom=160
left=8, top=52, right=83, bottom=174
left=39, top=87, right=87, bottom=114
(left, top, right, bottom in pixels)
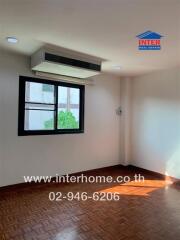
left=131, top=69, right=180, bottom=178
left=0, top=51, right=121, bottom=187
left=3, top=52, right=179, bottom=187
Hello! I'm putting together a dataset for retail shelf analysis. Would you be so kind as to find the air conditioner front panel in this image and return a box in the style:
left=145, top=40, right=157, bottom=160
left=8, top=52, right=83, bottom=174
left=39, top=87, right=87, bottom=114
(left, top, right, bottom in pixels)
left=32, top=61, right=100, bottom=78
left=31, top=49, right=102, bottom=79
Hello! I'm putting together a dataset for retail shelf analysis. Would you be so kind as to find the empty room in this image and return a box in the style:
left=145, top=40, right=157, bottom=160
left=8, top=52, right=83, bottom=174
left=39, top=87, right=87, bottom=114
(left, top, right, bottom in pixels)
left=0, top=0, right=180, bottom=240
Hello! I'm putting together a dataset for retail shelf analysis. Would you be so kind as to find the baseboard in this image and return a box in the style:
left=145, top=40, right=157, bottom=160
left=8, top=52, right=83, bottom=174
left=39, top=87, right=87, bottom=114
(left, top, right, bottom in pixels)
left=1, top=164, right=179, bottom=192
left=0, top=164, right=124, bottom=191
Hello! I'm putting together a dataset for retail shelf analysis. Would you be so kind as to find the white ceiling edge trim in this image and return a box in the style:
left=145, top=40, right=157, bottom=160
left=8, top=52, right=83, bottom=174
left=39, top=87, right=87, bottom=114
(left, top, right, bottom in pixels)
left=34, top=71, right=94, bottom=85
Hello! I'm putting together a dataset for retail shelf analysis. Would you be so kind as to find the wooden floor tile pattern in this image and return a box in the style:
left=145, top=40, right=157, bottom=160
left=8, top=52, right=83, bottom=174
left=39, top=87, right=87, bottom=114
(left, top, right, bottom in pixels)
left=0, top=166, right=180, bottom=240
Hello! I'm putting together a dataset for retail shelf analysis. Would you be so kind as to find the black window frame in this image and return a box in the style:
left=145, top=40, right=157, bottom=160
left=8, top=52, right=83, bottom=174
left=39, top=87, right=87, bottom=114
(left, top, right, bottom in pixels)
left=18, top=76, right=85, bottom=136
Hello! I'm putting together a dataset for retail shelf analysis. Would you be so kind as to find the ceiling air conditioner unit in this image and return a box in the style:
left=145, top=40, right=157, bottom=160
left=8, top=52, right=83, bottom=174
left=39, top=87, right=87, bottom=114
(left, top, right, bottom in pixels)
left=31, top=48, right=101, bottom=79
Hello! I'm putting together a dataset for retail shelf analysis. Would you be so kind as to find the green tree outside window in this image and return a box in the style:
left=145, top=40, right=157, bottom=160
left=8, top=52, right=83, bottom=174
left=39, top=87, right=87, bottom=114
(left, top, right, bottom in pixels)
left=44, top=111, right=79, bottom=129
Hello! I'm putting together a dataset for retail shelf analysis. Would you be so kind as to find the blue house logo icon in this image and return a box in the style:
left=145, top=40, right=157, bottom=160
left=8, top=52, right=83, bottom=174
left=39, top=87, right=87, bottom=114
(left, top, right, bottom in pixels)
left=136, top=31, right=163, bottom=50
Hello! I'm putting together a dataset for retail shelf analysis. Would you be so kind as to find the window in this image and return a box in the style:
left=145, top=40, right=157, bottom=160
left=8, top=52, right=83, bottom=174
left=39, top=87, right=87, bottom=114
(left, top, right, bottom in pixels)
left=18, top=76, right=85, bottom=136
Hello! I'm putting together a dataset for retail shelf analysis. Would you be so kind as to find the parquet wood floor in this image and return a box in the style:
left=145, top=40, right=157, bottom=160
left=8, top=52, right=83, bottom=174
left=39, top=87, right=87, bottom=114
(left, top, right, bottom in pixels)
left=0, top=166, right=180, bottom=240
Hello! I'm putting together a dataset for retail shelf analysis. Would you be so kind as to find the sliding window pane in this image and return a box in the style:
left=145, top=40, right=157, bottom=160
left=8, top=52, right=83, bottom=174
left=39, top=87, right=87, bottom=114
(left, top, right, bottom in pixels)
left=58, top=86, right=80, bottom=129
left=25, top=110, right=54, bottom=130
left=25, top=82, right=55, bottom=104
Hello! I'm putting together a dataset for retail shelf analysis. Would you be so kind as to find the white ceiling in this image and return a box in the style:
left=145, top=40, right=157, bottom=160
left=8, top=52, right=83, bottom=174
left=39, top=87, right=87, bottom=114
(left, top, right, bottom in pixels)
left=0, top=0, right=179, bottom=77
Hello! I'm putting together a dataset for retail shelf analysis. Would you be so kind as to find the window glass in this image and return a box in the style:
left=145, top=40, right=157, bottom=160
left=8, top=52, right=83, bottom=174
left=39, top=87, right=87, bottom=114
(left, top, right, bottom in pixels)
left=25, top=110, right=54, bottom=130
left=25, top=82, right=55, bottom=104
left=58, top=86, right=80, bottom=129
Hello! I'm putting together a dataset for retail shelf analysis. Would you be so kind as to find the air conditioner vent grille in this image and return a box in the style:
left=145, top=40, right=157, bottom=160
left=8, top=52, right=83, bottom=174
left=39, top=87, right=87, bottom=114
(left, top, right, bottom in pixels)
left=45, top=53, right=101, bottom=72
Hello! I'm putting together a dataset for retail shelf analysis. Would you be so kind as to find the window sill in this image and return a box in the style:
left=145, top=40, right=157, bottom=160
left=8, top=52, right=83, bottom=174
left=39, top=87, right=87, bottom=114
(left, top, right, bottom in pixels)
left=18, top=129, right=84, bottom=136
